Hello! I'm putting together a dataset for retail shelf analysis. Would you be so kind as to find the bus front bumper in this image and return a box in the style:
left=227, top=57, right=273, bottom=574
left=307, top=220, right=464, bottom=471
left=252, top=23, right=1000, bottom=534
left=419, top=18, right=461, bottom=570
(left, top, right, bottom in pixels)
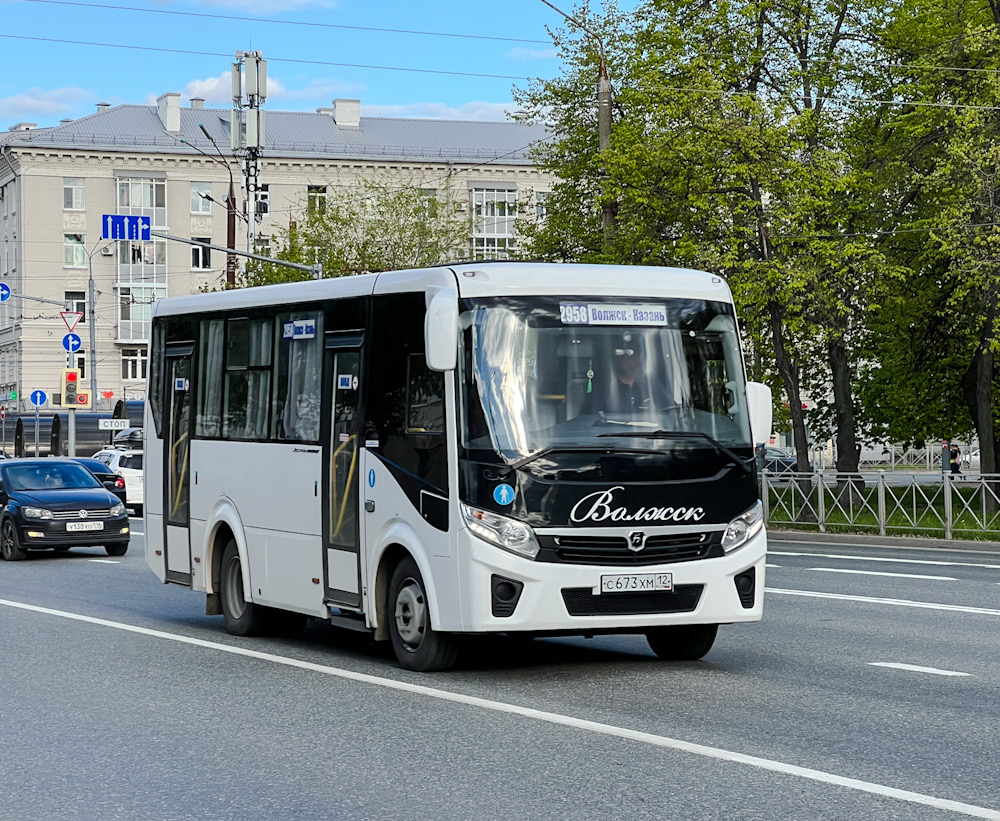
left=452, top=527, right=766, bottom=634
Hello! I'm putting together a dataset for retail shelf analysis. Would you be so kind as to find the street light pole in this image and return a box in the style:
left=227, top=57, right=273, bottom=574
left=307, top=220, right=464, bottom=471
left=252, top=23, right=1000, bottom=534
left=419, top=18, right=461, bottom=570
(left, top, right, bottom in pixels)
left=539, top=0, right=617, bottom=241
left=183, top=129, right=239, bottom=286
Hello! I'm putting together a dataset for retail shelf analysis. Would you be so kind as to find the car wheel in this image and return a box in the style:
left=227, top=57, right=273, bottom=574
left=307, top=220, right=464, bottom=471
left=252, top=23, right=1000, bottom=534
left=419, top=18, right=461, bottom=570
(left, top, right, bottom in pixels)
left=105, top=543, right=128, bottom=557
left=387, top=556, right=460, bottom=672
left=645, top=624, right=718, bottom=661
left=1, top=520, right=27, bottom=561
left=219, top=539, right=268, bottom=636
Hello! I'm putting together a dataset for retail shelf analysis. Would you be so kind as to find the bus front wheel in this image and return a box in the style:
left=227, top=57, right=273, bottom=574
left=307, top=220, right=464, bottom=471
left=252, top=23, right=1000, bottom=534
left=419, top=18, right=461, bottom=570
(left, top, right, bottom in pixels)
left=220, top=540, right=268, bottom=637
left=645, top=624, right=718, bottom=661
left=388, top=556, right=460, bottom=672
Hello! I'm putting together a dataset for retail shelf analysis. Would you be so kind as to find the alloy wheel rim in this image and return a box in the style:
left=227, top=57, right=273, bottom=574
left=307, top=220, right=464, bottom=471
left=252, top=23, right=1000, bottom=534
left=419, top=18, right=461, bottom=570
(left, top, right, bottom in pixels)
left=224, top=558, right=246, bottom=619
left=394, top=579, right=426, bottom=649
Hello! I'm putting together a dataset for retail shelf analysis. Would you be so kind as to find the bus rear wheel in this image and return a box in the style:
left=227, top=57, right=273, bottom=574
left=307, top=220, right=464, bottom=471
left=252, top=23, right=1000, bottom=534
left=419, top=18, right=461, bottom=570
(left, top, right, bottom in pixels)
left=388, top=556, right=460, bottom=672
left=645, top=624, right=718, bottom=661
left=220, top=540, right=268, bottom=637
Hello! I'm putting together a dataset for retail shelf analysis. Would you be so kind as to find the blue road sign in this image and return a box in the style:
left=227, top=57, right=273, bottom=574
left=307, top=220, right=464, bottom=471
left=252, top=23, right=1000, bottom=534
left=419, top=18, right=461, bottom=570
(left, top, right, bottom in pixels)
left=62, top=333, right=82, bottom=353
left=0, top=284, right=9, bottom=302
left=30, top=390, right=47, bottom=407
left=102, top=214, right=151, bottom=242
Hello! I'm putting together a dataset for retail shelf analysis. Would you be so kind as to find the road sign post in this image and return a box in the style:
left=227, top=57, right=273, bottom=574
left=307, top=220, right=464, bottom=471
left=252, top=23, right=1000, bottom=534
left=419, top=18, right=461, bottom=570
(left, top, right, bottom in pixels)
left=30, top=390, right=46, bottom=457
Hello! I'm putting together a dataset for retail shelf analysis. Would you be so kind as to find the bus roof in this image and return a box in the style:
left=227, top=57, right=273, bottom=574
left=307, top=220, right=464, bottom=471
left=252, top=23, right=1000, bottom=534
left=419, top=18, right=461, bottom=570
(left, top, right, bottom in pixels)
left=151, top=263, right=733, bottom=317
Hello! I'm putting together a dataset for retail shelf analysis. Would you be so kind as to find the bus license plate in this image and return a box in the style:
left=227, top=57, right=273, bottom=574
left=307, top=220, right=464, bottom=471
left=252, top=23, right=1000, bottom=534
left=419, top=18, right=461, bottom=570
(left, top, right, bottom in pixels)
left=598, top=572, right=672, bottom=594
left=66, top=521, right=104, bottom=532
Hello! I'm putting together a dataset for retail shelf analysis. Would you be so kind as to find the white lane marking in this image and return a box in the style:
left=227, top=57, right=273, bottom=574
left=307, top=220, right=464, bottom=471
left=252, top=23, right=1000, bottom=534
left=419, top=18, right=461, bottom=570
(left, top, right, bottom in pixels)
left=130, top=531, right=144, bottom=536
left=771, top=551, right=1000, bottom=570
left=0, top=598, right=998, bottom=820
left=767, top=588, right=1000, bottom=616
left=766, top=563, right=782, bottom=568
left=869, top=662, right=971, bottom=678
left=811, top=568, right=959, bottom=581
left=88, top=559, right=120, bottom=564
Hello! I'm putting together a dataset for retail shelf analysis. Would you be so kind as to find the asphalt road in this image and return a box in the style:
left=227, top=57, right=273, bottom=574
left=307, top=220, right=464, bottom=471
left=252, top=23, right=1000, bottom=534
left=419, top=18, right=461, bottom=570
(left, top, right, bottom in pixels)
left=1, top=525, right=999, bottom=821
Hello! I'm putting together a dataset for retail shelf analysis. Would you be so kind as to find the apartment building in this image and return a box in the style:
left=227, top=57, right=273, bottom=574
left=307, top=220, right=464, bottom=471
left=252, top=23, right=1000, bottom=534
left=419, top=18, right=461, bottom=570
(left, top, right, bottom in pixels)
left=0, top=94, right=552, bottom=410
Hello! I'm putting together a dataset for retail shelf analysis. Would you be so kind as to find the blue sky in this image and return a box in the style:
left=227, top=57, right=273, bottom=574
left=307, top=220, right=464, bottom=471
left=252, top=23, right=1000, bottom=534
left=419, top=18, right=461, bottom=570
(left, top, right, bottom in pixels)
left=0, top=0, right=631, bottom=128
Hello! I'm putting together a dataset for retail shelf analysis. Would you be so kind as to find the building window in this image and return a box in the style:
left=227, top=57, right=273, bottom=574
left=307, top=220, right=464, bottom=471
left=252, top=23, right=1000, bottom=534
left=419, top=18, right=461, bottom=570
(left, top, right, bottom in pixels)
left=64, top=234, right=86, bottom=268
left=191, top=238, right=211, bottom=269
left=257, top=184, right=269, bottom=216
left=73, top=351, right=86, bottom=379
left=122, top=348, right=148, bottom=380
left=65, top=291, right=86, bottom=322
left=254, top=236, right=271, bottom=255
left=63, top=178, right=85, bottom=211
left=117, top=178, right=166, bottom=228
left=536, top=191, right=549, bottom=221
left=307, top=185, right=327, bottom=212
left=419, top=189, right=439, bottom=217
left=472, top=188, right=518, bottom=260
left=117, top=285, right=165, bottom=343
left=191, top=182, right=212, bottom=214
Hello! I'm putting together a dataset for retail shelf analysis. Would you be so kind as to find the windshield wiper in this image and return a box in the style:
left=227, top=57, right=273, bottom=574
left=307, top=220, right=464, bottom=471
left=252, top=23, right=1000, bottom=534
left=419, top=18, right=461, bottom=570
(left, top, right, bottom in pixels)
left=485, top=445, right=658, bottom=479
left=595, top=430, right=755, bottom=474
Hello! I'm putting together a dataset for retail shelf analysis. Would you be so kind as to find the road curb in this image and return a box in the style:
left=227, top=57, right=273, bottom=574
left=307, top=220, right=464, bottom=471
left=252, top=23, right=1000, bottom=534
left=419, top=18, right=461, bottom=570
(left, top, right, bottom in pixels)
left=768, top=528, right=1000, bottom=553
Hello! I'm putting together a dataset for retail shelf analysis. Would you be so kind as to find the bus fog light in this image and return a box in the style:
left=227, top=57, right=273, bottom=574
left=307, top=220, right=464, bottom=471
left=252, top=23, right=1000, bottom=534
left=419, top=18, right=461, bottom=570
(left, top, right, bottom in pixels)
left=721, top=501, right=763, bottom=553
left=461, top=504, right=539, bottom=559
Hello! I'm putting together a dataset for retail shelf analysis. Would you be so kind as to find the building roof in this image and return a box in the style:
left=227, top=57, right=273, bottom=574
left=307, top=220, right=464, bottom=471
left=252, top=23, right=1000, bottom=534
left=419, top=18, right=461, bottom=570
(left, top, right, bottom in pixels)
left=1, top=104, right=551, bottom=165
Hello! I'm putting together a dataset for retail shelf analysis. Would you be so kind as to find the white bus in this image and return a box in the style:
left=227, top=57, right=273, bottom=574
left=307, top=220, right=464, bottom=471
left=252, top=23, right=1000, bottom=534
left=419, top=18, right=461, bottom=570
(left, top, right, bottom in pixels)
left=145, top=262, right=772, bottom=671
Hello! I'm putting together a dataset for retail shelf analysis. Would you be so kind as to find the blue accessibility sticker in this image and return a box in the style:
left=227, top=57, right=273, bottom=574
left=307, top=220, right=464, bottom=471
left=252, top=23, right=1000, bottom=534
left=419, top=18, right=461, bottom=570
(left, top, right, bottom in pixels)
left=493, top=483, right=515, bottom=505
left=368, top=468, right=376, bottom=488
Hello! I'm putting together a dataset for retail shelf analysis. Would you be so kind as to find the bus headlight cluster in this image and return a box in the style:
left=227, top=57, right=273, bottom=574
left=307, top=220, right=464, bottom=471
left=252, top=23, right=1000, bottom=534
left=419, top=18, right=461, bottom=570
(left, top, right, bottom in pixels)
left=721, top=501, right=763, bottom=553
left=461, top=504, right=539, bottom=559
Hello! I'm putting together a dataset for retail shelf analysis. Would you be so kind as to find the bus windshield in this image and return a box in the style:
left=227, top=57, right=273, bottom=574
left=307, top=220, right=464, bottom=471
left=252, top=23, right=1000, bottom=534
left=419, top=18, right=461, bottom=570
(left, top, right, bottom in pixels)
left=460, top=296, right=752, bottom=460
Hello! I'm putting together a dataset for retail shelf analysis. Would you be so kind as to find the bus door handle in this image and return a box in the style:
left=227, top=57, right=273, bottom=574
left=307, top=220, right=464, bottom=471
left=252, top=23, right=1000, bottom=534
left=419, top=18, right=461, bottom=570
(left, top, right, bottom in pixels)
left=365, top=500, right=375, bottom=513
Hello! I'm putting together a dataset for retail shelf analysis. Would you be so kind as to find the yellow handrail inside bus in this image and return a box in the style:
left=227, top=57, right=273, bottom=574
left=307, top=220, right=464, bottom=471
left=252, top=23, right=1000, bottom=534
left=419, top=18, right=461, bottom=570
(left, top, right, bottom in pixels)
left=331, top=435, right=357, bottom=540
left=170, top=432, right=189, bottom=517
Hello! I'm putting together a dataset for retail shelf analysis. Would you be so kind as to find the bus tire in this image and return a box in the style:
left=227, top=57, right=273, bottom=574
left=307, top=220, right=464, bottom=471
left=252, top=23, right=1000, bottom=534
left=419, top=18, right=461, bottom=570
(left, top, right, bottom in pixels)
left=388, top=556, right=460, bottom=672
left=645, top=624, right=718, bottom=661
left=1, top=519, right=27, bottom=561
left=220, top=539, right=267, bottom=637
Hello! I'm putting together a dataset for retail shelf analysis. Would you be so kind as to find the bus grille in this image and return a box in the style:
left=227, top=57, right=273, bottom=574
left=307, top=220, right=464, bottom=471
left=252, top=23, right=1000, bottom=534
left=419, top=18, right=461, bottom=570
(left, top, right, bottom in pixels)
left=537, top=533, right=721, bottom=566
left=561, top=585, right=704, bottom=616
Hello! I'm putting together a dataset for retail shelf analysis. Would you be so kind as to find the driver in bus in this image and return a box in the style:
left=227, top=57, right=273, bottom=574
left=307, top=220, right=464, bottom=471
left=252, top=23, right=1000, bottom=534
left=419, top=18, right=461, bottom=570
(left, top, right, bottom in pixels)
left=584, top=333, right=662, bottom=416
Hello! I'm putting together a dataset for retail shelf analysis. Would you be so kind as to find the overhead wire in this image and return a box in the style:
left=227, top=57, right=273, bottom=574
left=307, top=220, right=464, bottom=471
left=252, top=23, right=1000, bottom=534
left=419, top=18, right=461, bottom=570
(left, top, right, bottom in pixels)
left=23, top=0, right=552, bottom=45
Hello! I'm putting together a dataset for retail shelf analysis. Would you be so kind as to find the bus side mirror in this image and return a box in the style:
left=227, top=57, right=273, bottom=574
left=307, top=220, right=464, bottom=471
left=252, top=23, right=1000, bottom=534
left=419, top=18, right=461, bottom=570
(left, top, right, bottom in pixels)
left=425, top=287, right=458, bottom=372
left=746, top=381, right=772, bottom=446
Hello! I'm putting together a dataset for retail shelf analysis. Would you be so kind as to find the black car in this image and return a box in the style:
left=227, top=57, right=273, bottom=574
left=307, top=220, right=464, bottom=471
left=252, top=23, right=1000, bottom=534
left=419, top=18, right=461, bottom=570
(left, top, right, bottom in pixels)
left=0, top=458, right=130, bottom=560
left=70, top=457, right=128, bottom=508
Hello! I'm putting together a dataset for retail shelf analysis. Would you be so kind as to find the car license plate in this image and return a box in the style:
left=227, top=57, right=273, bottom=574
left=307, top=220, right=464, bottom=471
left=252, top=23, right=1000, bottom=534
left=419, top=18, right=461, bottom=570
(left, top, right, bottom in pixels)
left=598, top=572, right=672, bottom=594
left=66, top=521, right=104, bottom=532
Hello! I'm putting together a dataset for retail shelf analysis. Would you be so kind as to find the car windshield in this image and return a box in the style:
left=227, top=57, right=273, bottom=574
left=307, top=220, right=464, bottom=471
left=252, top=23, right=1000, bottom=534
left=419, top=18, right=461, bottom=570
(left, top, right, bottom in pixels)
left=460, top=296, right=752, bottom=460
left=3, top=463, right=102, bottom=491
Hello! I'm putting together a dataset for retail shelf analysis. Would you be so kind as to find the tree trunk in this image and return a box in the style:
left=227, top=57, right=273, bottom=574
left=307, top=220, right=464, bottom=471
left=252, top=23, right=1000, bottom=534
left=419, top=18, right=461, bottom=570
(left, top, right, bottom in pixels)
left=829, top=335, right=860, bottom=473
left=768, top=303, right=811, bottom=471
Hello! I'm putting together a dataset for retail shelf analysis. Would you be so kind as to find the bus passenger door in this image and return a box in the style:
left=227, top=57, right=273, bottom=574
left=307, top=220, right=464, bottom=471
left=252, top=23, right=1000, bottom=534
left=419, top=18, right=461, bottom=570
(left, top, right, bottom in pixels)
left=163, top=346, right=193, bottom=584
left=323, top=338, right=363, bottom=609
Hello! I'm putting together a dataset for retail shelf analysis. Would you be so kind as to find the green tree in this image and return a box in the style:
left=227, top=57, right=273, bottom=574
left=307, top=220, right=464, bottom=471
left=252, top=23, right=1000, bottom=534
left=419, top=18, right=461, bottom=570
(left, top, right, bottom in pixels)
left=241, top=177, right=469, bottom=287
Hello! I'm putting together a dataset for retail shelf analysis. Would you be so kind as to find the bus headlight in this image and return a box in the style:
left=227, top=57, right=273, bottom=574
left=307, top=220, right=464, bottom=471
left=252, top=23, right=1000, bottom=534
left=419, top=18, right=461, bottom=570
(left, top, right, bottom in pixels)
left=461, top=504, right=539, bottom=559
left=721, top=501, right=763, bottom=553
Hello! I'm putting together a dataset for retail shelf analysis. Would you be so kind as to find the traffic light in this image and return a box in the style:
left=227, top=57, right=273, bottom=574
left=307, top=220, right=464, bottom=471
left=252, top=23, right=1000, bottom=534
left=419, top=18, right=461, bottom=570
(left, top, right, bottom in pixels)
left=61, top=368, right=79, bottom=406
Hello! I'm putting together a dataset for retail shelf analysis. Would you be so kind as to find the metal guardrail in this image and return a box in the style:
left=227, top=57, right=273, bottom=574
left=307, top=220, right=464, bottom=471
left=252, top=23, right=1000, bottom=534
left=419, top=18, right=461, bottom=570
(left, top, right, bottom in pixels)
left=762, top=470, right=1000, bottom=540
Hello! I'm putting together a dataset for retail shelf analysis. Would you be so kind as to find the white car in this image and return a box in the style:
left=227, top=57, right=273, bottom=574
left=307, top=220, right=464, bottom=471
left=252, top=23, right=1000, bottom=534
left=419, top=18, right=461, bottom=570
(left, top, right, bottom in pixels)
left=92, top=448, right=144, bottom=512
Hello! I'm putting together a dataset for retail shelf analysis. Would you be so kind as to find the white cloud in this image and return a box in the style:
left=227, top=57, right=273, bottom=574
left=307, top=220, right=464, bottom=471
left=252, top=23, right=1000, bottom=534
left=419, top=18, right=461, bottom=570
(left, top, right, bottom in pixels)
left=507, top=47, right=558, bottom=60
left=362, top=101, right=514, bottom=121
left=0, top=86, right=93, bottom=123
left=182, top=72, right=287, bottom=105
